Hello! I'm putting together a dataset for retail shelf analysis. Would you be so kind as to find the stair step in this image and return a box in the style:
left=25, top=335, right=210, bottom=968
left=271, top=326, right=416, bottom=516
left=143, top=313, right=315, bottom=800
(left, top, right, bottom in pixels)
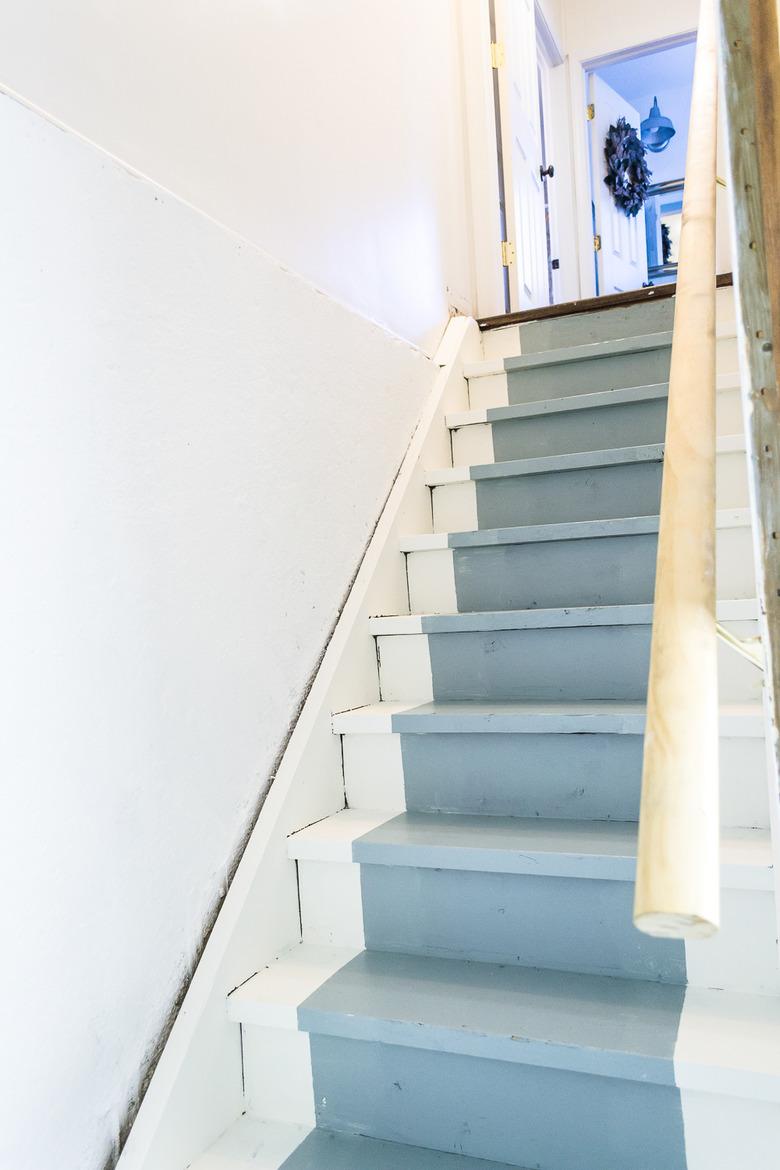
left=368, top=598, right=757, bottom=635
left=402, top=508, right=749, bottom=552
left=427, top=439, right=746, bottom=534
left=333, top=699, right=765, bottom=737
left=506, top=330, right=674, bottom=370
left=446, top=383, right=669, bottom=430
left=511, top=294, right=677, bottom=352
left=288, top=810, right=772, bottom=889
left=449, top=385, right=668, bottom=465
left=404, top=510, right=754, bottom=614
left=447, top=390, right=746, bottom=469
left=370, top=601, right=760, bottom=705
left=504, top=332, right=673, bottom=405
left=425, top=443, right=664, bottom=487
left=464, top=356, right=739, bottom=413
left=229, top=943, right=780, bottom=1101
left=401, top=513, right=660, bottom=552
left=340, top=711, right=768, bottom=830
left=371, top=602, right=653, bottom=635
left=428, top=445, right=663, bottom=533
left=290, top=807, right=776, bottom=988
left=191, top=1116, right=524, bottom=1170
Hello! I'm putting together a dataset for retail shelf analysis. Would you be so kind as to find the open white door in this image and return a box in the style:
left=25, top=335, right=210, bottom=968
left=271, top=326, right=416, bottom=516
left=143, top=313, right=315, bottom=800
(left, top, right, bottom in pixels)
left=589, top=73, right=649, bottom=294
left=495, top=0, right=550, bottom=310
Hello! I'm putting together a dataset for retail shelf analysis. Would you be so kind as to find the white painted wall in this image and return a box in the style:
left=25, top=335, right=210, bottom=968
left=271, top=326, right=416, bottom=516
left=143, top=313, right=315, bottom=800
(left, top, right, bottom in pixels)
left=0, top=91, right=438, bottom=1170
left=0, top=0, right=473, bottom=353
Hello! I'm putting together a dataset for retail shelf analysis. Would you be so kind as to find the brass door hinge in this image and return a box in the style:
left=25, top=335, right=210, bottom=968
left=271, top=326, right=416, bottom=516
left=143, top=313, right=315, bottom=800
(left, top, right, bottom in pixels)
left=490, top=41, right=505, bottom=69
left=586, top=103, right=595, bottom=121
left=501, top=240, right=516, bottom=266
left=593, top=234, right=602, bottom=252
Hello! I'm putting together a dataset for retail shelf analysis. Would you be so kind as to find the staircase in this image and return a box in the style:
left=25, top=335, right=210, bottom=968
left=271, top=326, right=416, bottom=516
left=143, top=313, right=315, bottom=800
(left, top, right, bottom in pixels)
left=193, top=297, right=780, bottom=1170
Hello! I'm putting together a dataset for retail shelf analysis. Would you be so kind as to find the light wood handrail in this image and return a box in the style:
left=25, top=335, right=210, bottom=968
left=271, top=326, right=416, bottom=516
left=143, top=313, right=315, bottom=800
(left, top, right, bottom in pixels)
left=633, top=0, right=721, bottom=939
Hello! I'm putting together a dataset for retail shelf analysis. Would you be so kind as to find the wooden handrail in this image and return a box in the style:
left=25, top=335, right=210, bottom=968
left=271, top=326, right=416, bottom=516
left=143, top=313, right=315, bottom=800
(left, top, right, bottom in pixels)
left=633, top=0, right=721, bottom=939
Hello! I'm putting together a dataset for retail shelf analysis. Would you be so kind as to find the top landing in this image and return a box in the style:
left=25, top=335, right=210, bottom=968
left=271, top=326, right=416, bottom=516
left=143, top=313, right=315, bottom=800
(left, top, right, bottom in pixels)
left=478, top=273, right=733, bottom=357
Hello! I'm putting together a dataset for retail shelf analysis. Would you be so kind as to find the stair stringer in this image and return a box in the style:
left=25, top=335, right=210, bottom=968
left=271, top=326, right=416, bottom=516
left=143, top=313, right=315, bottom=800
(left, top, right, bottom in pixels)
left=115, top=316, right=482, bottom=1170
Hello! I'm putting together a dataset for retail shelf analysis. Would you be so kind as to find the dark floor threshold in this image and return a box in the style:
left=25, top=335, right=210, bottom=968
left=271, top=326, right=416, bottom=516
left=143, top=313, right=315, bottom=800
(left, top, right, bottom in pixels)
left=478, top=272, right=734, bottom=331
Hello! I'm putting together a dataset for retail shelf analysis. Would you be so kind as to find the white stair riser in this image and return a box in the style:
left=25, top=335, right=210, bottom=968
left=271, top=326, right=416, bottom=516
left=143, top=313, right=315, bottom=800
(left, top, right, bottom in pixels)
left=681, top=1091, right=780, bottom=1170
left=297, top=858, right=365, bottom=949
left=432, top=480, right=479, bottom=533
left=468, top=371, right=509, bottom=411
left=241, top=1026, right=316, bottom=1128
left=452, top=421, right=495, bottom=467
left=296, top=858, right=779, bottom=995
left=343, top=733, right=406, bottom=812
left=480, top=325, right=521, bottom=361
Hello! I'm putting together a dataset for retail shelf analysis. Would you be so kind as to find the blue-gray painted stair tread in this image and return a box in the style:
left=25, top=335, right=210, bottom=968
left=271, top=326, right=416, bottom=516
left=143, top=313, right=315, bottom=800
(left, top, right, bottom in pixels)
left=353, top=812, right=639, bottom=879
left=439, top=514, right=660, bottom=548
left=334, top=699, right=763, bottom=736
left=389, top=700, right=648, bottom=734
left=485, top=444, right=661, bottom=481
left=413, top=605, right=653, bottom=633
left=474, top=383, right=669, bottom=423
left=297, top=950, right=684, bottom=1084
left=280, top=1128, right=525, bottom=1170
left=503, top=331, right=673, bottom=372
left=369, top=604, right=653, bottom=635
left=452, top=443, right=663, bottom=482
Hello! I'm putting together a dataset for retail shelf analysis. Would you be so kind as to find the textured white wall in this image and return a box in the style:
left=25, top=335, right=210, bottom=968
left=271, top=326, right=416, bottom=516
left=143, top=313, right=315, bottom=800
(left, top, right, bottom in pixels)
left=0, top=0, right=473, bottom=353
left=0, top=91, right=436, bottom=1170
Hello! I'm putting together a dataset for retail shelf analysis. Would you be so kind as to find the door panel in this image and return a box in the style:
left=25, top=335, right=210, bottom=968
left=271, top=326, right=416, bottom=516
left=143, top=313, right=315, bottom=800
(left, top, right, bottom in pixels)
left=496, top=0, right=550, bottom=309
left=589, top=74, right=649, bottom=294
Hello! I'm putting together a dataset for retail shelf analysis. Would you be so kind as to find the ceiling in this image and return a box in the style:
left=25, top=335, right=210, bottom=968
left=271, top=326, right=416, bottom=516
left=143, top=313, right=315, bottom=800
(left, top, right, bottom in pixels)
left=596, top=40, right=697, bottom=104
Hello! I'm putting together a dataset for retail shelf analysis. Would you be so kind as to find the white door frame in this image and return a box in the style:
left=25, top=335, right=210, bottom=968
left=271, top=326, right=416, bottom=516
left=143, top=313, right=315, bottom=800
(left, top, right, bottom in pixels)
left=535, top=11, right=567, bottom=305
left=569, top=30, right=697, bottom=300
left=456, top=0, right=507, bottom=319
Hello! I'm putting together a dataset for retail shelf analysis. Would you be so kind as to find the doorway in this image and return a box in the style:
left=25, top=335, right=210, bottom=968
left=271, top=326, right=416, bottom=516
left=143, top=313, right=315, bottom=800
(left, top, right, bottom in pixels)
left=584, top=36, right=696, bottom=296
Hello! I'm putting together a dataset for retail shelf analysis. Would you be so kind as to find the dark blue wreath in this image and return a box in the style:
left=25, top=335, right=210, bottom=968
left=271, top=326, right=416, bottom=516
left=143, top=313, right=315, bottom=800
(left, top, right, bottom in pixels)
left=603, top=117, right=652, bottom=218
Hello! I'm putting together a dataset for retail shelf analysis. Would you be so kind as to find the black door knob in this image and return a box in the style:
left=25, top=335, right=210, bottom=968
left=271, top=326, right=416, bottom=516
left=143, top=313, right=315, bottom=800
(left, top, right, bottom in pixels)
left=539, top=164, right=555, bottom=179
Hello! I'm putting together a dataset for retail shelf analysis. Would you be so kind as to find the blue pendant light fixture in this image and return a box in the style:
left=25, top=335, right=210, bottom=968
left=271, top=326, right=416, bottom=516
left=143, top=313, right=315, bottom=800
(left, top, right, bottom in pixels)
left=641, top=96, right=676, bottom=152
